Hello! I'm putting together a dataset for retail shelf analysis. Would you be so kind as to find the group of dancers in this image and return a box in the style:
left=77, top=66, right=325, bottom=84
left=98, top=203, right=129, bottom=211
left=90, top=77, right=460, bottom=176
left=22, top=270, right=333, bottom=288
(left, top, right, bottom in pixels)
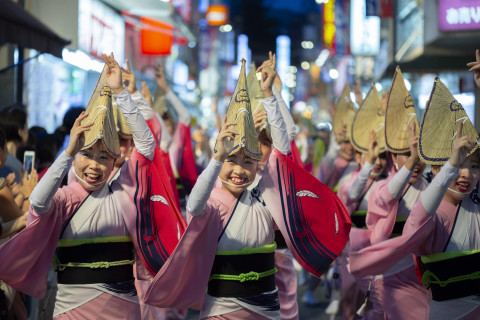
left=0, top=48, right=479, bottom=320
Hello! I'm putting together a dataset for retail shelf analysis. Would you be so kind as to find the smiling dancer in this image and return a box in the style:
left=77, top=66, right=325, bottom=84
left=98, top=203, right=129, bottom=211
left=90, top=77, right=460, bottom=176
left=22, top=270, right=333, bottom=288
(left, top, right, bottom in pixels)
left=0, top=54, right=185, bottom=319
left=144, top=57, right=351, bottom=319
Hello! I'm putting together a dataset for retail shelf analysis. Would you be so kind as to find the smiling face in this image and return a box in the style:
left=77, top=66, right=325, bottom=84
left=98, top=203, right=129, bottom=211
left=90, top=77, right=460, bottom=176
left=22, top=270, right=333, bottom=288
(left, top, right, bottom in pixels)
left=432, top=157, right=480, bottom=205
left=393, top=152, right=426, bottom=184
left=370, top=152, right=388, bottom=179
left=219, top=150, right=258, bottom=198
left=73, top=141, right=115, bottom=191
left=339, top=141, right=355, bottom=161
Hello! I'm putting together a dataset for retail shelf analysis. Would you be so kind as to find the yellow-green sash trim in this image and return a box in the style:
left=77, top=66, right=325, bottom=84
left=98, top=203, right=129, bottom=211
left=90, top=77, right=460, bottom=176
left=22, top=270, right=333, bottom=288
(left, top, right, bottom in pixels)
left=422, top=270, right=480, bottom=288
left=209, top=268, right=278, bottom=282
left=215, top=243, right=277, bottom=256
left=333, top=184, right=340, bottom=193
left=353, top=210, right=367, bottom=216
left=57, top=236, right=132, bottom=248
left=56, top=259, right=135, bottom=272
left=420, top=249, right=480, bottom=264
left=395, top=216, right=408, bottom=223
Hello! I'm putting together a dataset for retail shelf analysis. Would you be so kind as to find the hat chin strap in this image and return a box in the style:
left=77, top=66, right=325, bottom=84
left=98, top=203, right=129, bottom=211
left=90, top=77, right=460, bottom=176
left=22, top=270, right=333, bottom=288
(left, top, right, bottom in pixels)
left=447, top=187, right=471, bottom=196
left=219, top=177, right=253, bottom=189
left=74, top=169, right=107, bottom=187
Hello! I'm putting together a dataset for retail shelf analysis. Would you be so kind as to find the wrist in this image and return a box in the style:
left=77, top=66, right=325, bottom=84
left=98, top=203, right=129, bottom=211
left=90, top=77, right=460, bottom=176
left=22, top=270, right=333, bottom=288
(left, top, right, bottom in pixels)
left=113, top=87, right=125, bottom=95
left=262, top=90, right=273, bottom=98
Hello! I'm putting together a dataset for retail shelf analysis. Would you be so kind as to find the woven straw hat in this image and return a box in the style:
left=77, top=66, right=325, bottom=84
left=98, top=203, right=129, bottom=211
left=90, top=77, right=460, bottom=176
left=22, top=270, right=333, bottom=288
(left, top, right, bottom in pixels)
left=332, top=84, right=356, bottom=141
left=385, top=66, right=419, bottom=153
left=351, top=84, right=386, bottom=153
left=418, top=77, right=479, bottom=165
left=81, top=66, right=120, bottom=158
left=225, top=59, right=262, bottom=160
left=112, top=102, right=133, bottom=139
left=153, top=88, right=168, bottom=116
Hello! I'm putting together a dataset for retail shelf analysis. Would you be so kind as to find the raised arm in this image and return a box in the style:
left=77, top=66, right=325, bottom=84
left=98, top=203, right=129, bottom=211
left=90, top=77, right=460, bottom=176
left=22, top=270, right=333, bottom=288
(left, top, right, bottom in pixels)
left=155, top=66, right=190, bottom=126
left=30, top=113, right=92, bottom=214
left=259, top=53, right=290, bottom=155
left=187, top=121, right=238, bottom=216
left=103, top=54, right=155, bottom=161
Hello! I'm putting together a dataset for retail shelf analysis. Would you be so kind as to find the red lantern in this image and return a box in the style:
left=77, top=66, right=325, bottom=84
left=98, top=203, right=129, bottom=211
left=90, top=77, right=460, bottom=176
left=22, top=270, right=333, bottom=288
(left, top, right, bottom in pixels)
left=140, top=16, right=174, bottom=55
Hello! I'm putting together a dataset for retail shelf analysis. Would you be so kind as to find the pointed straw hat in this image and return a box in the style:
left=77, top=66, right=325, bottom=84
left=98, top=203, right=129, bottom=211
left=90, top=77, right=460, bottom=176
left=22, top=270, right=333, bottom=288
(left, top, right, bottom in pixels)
left=153, top=88, right=168, bottom=116
left=332, top=84, right=356, bottom=142
left=418, top=77, right=479, bottom=165
left=224, top=59, right=262, bottom=160
left=385, top=66, right=419, bottom=153
left=112, top=101, right=133, bottom=139
left=81, top=66, right=120, bottom=158
left=247, top=61, right=271, bottom=139
left=351, top=84, right=386, bottom=153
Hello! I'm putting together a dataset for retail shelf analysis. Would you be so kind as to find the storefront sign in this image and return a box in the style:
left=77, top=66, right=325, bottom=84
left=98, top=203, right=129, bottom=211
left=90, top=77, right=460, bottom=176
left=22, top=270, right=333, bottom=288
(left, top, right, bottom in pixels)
left=438, top=0, right=480, bottom=31
left=323, top=0, right=336, bottom=54
left=350, top=0, right=380, bottom=56
left=206, top=5, right=229, bottom=26
left=78, top=0, right=125, bottom=62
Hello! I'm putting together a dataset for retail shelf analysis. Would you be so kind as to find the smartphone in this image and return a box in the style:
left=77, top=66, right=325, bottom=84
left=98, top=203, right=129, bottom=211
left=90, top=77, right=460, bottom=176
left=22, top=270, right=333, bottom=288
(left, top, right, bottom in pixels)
left=23, top=151, right=35, bottom=177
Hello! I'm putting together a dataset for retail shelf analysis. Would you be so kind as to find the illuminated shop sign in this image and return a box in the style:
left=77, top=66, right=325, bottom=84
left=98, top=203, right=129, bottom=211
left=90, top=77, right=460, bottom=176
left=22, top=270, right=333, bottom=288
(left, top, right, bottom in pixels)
left=438, top=0, right=480, bottom=31
left=350, top=0, right=380, bottom=56
left=323, top=0, right=336, bottom=54
left=78, top=0, right=125, bottom=62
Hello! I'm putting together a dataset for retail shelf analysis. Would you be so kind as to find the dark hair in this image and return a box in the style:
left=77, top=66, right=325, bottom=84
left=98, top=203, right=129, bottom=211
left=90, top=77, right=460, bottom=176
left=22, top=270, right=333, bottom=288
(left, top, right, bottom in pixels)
left=54, top=107, right=85, bottom=148
left=0, top=106, right=27, bottom=143
left=258, top=129, right=272, bottom=145
left=0, top=127, right=6, bottom=149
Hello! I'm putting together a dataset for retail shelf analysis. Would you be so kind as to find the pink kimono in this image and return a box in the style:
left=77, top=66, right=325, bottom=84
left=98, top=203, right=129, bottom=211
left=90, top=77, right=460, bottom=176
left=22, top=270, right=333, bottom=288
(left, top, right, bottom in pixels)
left=144, top=148, right=351, bottom=319
left=350, top=162, right=480, bottom=320
left=337, top=165, right=384, bottom=320
left=0, top=91, right=185, bottom=319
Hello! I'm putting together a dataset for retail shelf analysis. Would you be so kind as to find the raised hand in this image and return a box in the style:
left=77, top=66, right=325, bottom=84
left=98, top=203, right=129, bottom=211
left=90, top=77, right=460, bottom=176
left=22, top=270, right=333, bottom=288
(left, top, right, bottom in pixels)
left=101, top=53, right=124, bottom=95
left=467, top=49, right=480, bottom=88
left=65, top=112, right=94, bottom=157
left=155, top=65, right=170, bottom=93
left=257, top=51, right=281, bottom=92
left=141, top=81, right=153, bottom=107
left=20, top=169, right=38, bottom=199
left=122, top=59, right=137, bottom=94
left=335, top=122, right=347, bottom=144
left=450, top=121, right=475, bottom=168
left=253, top=108, right=268, bottom=134
left=213, top=120, right=238, bottom=162
left=366, top=129, right=379, bottom=164
left=380, top=90, right=389, bottom=114
left=258, top=53, right=277, bottom=97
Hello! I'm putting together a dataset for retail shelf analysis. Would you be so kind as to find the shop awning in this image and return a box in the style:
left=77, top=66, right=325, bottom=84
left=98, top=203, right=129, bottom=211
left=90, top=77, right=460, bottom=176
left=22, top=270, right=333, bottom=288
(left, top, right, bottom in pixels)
left=0, top=0, right=70, bottom=58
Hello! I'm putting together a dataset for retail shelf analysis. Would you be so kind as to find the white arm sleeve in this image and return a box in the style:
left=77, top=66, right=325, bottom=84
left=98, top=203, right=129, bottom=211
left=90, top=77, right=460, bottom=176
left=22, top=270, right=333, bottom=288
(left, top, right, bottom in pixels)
left=273, top=86, right=296, bottom=142
left=348, top=161, right=374, bottom=201
left=420, top=161, right=459, bottom=214
left=387, top=165, right=414, bottom=199
left=263, top=96, right=291, bottom=155
left=187, top=159, right=223, bottom=216
left=165, top=91, right=190, bottom=125
left=156, top=113, right=172, bottom=151
left=322, top=134, right=341, bottom=168
left=114, top=90, right=155, bottom=161
left=30, top=151, right=73, bottom=214
left=130, top=91, right=154, bottom=120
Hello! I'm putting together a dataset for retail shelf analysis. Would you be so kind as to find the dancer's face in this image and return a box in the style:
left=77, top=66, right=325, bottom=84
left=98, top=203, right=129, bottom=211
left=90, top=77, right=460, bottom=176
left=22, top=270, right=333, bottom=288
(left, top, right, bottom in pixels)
left=219, top=150, right=258, bottom=198
left=73, top=141, right=115, bottom=191
left=370, top=152, right=387, bottom=179
left=433, top=157, right=480, bottom=205
left=393, top=153, right=426, bottom=184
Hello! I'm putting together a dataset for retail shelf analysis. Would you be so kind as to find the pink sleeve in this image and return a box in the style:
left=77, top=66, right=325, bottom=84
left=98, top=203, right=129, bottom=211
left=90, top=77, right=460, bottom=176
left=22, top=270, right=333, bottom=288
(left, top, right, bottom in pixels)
left=318, top=157, right=349, bottom=189
left=365, top=178, right=399, bottom=245
left=337, top=174, right=360, bottom=215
